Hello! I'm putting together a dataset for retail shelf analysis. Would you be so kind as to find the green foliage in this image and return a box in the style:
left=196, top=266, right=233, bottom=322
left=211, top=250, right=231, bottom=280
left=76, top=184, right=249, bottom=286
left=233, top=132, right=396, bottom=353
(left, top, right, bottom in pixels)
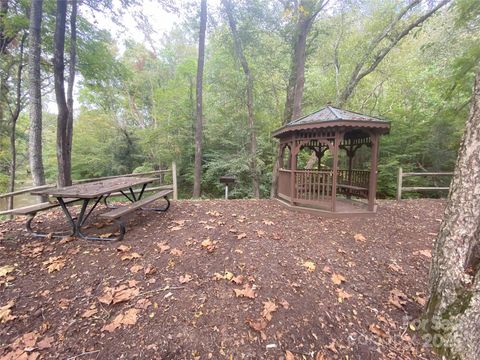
left=2, top=0, right=479, bottom=202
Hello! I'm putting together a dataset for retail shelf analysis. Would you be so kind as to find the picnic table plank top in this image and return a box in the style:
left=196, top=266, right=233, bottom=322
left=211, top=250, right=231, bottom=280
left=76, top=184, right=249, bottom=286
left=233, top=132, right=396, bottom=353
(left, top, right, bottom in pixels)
left=31, top=177, right=156, bottom=199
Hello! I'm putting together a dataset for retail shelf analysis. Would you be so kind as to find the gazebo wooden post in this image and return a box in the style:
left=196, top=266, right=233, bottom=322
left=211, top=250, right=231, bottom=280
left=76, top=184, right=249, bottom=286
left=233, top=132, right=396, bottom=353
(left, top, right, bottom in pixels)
left=289, top=142, right=298, bottom=205
left=368, top=133, right=379, bottom=211
left=347, top=145, right=354, bottom=186
left=331, top=131, right=341, bottom=212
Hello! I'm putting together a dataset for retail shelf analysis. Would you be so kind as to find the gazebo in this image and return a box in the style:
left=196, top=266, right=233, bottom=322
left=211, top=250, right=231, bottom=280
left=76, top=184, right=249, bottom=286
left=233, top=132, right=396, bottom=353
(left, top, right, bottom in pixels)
left=272, top=106, right=390, bottom=215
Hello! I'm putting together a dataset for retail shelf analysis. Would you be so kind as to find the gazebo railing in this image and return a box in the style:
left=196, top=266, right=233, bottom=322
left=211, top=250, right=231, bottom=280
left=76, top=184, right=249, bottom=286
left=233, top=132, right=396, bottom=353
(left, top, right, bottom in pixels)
left=278, top=168, right=370, bottom=204
left=295, top=170, right=333, bottom=202
left=337, top=169, right=370, bottom=188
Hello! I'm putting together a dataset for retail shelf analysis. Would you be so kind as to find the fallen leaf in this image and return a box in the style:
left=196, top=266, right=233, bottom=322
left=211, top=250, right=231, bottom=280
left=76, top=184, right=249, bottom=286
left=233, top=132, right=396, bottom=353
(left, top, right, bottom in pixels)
left=415, top=295, right=427, bottom=306
left=279, top=299, right=290, bottom=309
left=206, top=210, right=221, bottom=217
left=237, top=233, right=247, bottom=240
left=130, top=265, right=143, bottom=273
left=144, top=265, right=156, bottom=275
left=234, top=284, right=256, bottom=299
left=247, top=317, right=268, bottom=332
left=331, top=273, right=346, bottom=285
left=156, top=242, right=170, bottom=253
left=98, top=284, right=139, bottom=305
left=135, top=298, right=152, bottom=309
left=43, top=256, right=66, bottom=273
left=388, top=263, right=403, bottom=273
left=231, top=275, right=244, bottom=285
left=354, top=233, right=366, bottom=242
left=59, top=236, right=75, bottom=244
left=117, top=245, right=131, bottom=252
left=325, top=340, right=338, bottom=354
left=388, top=289, right=408, bottom=309
left=369, top=323, right=389, bottom=338
left=285, top=350, right=295, bottom=360
left=37, top=336, right=54, bottom=349
left=201, top=238, right=217, bottom=252
left=102, top=308, right=139, bottom=332
left=336, top=288, right=353, bottom=302
left=303, top=260, right=316, bottom=272
left=81, top=307, right=98, bottom=318
left=121, top=252, right=142, bottom=261
left=170, top=226, right=183, bottom=231
left=170, top=248, right=183, bottom=256
left=179, top=274, right=192, bottom=284
left=262, top=300, right=278, bottom=321
left=322, top=266, right=332, bottom=274
left=0, top=300, right=16, bottom=323
left=0, top=265, right=15, bottom=277
left=414, top=249, right=432, bottom=258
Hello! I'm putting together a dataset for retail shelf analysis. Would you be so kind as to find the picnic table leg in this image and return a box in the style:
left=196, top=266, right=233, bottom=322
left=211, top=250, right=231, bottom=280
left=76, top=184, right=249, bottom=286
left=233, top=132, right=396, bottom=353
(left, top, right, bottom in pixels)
left=66, top=197, right=125, bottom=242
left=25, top=212, right=73, bottom=238
left=140, top=196, right=170, bottom=212
left=104, top=183, right=148, bottom=209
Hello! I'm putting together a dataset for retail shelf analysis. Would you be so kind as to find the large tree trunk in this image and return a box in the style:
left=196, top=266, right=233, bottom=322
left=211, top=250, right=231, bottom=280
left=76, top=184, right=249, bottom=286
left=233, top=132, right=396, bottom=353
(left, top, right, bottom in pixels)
left=272, top=1, right=326, bottom=198
left=193, top=0, right=207, bottom=198
left=53, top=0, right=71, bottom=187
left=7, top=33, right=26, bottom=211
left=425, top=68, right=480, bottom=360
left=28, top=0, right=46, bottom=197
left=222, top=0, right=260, bottom=198
left=66, top=0, right=77, bottom=182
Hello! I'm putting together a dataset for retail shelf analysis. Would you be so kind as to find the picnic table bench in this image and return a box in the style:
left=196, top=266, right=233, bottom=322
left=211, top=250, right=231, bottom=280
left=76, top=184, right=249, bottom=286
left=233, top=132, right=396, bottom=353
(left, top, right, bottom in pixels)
left=23, top=177, right=172, bottom=241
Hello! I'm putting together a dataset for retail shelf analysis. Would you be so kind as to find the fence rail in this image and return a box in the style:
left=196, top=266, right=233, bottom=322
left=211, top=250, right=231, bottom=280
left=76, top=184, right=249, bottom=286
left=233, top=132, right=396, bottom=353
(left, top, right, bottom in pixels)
left=396, top=167, right=453, bottom=200
left=0, top=162, right=178, bottom=216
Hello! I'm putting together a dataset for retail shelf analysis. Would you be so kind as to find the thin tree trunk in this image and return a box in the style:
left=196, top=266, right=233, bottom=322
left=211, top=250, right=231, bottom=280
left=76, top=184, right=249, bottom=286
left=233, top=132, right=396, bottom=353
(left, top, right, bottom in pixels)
left=53, top=0, right=71, bottom=187
left=7, top=32, right=26, bottom=212
left=28, top=0, right=46, bottom=194
left=66, top=0, right=77, bottom=184
left=193, top=0, right=207, bottom=198
left=222, top=0, right=260, bottom=198
left=425, top=69, right=480, bottom=360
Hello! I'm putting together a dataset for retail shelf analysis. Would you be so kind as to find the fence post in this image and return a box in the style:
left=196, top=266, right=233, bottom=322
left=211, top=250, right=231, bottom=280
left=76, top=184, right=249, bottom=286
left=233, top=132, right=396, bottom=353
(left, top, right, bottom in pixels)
left=396, top=167, right=403, bottom=200
left=172, top=161, right=178, bottom=200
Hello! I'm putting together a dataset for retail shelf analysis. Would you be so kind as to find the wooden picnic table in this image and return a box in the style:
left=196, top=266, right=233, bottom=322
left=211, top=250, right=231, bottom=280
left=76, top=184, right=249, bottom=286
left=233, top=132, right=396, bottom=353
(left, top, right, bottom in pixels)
left=29, top=177, right=172, bottom=241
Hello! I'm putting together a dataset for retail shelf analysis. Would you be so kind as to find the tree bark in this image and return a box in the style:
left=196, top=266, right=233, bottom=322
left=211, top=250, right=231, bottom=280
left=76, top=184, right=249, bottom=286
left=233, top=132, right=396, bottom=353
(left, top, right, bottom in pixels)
left=53, top=0, right=71, bottom=187
left=66, top=0, right=77, bottom=183
left=273, top=1, right=326, bottom=198
left=283, top=0, right=327, bottom=124
left=222, top=0, right=260, bottom=198
left=7, top=32, right=26, bottom=212
left=28, top=0, right=46, bottom=195
left=193, top=0, right=207, bottom=198
left=425, top=68, right=480, bottom=360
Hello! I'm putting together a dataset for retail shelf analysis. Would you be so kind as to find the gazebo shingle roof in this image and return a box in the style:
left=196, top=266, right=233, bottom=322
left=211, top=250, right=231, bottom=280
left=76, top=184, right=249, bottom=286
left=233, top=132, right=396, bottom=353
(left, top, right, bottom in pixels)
left=272, top=105, right=390, bottom=138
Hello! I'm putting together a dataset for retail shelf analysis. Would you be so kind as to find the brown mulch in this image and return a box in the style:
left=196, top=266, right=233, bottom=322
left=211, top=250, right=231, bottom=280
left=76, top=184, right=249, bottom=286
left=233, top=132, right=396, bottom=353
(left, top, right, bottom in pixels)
left=0, top=199, right=445, bottom=360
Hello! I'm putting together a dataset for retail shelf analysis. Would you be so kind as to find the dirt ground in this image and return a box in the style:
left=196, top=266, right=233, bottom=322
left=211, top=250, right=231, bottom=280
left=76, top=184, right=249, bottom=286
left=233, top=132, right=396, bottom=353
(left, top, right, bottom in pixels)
left=0, top=198, right=445, bottom=360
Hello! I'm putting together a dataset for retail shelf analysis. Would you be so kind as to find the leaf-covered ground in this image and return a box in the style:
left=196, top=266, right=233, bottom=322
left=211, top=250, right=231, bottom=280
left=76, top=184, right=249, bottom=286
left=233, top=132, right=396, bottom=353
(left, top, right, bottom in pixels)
left=0, top=199, right=444, bottom=359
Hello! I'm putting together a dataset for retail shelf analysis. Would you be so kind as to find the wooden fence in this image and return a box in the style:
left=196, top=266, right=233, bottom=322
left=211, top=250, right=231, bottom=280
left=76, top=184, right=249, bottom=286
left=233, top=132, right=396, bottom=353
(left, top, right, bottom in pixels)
left=0, top=161, right=178, bottom=216
left=396, top=167, right=453, bottom=200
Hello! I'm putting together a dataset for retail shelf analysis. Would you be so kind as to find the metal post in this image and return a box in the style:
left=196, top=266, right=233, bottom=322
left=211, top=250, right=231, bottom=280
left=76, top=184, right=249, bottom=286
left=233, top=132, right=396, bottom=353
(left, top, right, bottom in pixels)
left=397, top=167, right=403, bottom=201
left=172, top=161, right=178, bottom=200
left=225, top=185, right=228, bottom=199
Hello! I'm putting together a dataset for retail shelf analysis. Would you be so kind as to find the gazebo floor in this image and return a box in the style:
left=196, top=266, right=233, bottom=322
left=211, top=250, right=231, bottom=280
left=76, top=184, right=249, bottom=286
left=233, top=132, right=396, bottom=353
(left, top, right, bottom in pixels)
left=274, top=196, right=375, bottom=217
